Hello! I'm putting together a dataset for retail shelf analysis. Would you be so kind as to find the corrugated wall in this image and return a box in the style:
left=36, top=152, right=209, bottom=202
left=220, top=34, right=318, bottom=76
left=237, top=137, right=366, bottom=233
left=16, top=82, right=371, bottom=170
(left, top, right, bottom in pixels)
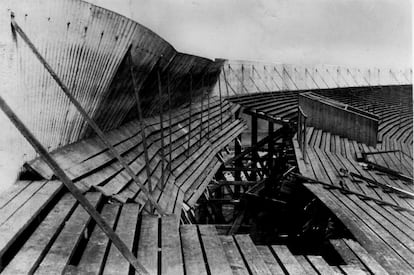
left=0, top=0, right=223, bottom=164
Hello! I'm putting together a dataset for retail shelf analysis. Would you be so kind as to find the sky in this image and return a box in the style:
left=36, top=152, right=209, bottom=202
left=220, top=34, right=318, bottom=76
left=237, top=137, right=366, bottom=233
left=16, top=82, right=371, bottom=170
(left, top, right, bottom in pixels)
left=87, top=0, right=412, bottom=69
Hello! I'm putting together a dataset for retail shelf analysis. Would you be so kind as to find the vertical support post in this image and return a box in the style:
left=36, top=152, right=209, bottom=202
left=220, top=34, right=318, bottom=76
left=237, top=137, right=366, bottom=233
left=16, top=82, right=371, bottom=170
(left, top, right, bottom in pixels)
left=223, top=67, right=230, bottom=97
left=303, top=116, right=307, bottom=163
left=297, top=109, right=302, bottom=151
left=234, top=135, right=242, bottom=196
left=251, top=115, right=258, bottom=180
left=268, top=121, right=274, bottom=175
left=157, top=69, right=165, bottom=188
left=187, top=72, right=193, bottom=156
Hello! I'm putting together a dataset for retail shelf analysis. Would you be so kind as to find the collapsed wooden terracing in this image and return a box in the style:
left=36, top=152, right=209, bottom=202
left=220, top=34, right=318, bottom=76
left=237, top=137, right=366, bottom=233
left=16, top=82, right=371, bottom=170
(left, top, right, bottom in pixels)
left=0, top=0, right=413, bottom=274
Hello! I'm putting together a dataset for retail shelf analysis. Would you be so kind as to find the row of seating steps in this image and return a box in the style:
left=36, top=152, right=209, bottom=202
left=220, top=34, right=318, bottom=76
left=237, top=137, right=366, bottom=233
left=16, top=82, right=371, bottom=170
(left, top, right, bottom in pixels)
left=24, top=97, right=246, bottom=215
left=0, top=188, right=383, bottom=274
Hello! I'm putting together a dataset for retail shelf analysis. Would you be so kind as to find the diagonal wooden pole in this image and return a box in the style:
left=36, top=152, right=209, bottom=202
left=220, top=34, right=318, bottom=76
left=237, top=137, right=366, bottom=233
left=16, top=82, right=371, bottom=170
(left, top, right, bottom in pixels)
left=10, top=16, right=164, bottom=215
left=187, top=72, right=193, bottom=156
left=167, top=72, right=173, bottom=169
left=129, top=54, right=155, bottom=195
left=156, top=68, right=165, bottom=188
left=0, top=95, right=150, bottom=275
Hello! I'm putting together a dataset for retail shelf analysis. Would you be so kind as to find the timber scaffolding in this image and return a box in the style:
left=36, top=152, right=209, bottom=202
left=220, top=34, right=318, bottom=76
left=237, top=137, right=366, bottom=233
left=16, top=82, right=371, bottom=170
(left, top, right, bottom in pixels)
left=0, top=1, right=413, bottom=274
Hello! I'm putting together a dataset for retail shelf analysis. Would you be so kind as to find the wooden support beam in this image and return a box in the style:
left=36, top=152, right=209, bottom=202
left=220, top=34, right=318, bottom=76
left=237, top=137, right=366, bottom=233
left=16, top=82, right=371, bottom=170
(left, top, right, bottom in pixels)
left=251, top=116, right=258, bottom=180
left=10, top=17, right=164, bottom=215
left=200, top=199, right=241, bottom=204
left=227, top=209, right=246, bottom=235
left=215, top=180, right=259, bottom=186
left=268, top=122, right=274, bottom=175
left=0, top=94, right=150, bottom=275
left=234, top=136, right=242, bottom=196
left=244, top=109, right=289, bottom=126
left=221, top=167, right=266, bottom=172
left=225, top=129, right=282, bottom=166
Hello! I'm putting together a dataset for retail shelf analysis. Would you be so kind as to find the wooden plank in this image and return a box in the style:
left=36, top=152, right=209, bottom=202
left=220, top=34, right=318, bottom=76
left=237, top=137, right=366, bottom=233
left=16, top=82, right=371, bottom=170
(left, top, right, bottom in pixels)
left=305, top=184, right=405, bottom=274
left=295, top=255, right=318, bottom=275
left=161, top=215, right=184, bottom=275
left=103, top=204, right=140, bottom=275
left=344, top=239, right=390, bottom=275
left=173, top=189, right=184, bottom=219
left=0, top=181, right=63, bottom=262
left=220, top=235, right=249, bottom=275
left=336, top=193, right=414, bottom=265
left=0, top=181, right=32, bottom=209
left=0, top=181, right=47, bottom=225
left=0, top=87, right=153, bottom=273
left=234, top=235, right=271, bottom=275
left=77, top=204, right=120, bottom=274
left=329, top=239, right=364, bottom=267
left=307, top=255, right=342, bottom=274
left=1, top=193, right=77, bottom=274
left=339, top=264, right=369, bottom=275
left=35, top=192, right=102, bottom=274
left=187, top=161, right=221, bottom=207
left=198, top=225, right=233, bottom=275
left=137, top=215, right=159, bottom=275
left=271, top=245, right=306, bottom=275
left=181, top=225, right=208, bottom=275
left=256, top=245, right=284, bottom=275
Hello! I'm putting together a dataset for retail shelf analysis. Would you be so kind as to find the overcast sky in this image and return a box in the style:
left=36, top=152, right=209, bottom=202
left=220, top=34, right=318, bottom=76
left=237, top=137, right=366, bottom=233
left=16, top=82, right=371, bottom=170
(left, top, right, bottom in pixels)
left=76, top=1, right=411, bottom=68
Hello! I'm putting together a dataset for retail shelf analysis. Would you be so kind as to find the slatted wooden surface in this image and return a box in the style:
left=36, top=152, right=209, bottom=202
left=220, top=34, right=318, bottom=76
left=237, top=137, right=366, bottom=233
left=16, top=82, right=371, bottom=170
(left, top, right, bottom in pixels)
left=0, top=187, right=378, bottom=274
left=294, top=127, right=413, bottom=208
left=289, top=85, right=413, bottom=274
left=304, top=182, right=414, bottom=275
left=227, top=90, right=299, bottom=123
left=27, top=98, right=246, bottom=214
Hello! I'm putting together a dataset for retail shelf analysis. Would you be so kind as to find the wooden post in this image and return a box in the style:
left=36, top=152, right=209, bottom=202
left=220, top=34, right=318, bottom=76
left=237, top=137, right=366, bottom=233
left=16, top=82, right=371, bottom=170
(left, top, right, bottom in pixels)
left=223, top=67, right=230, bottom=97
left=234, top=136, right=242, bottom=196
left=268, top=121, right=274, bottom=175
left=0, top=94, right=150, bottom=275
left=10, top=17, right=164, bottom=215
left=251, top=116, right=258, bottom=180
